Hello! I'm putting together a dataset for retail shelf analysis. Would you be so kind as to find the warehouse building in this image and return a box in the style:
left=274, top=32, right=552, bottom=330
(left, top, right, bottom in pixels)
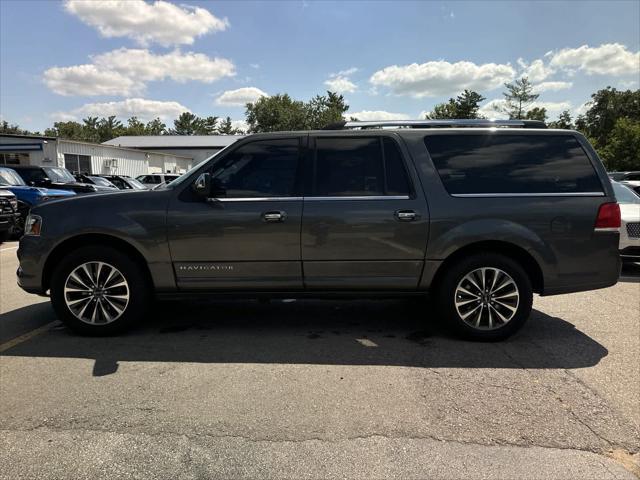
left=103, top=135, right=243, bottom=165
left=0, top=134, right=193, bottom=177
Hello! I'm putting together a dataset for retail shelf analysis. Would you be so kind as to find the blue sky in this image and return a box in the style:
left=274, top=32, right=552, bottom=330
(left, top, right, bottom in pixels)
left=1, top=0, right=639, bottom=132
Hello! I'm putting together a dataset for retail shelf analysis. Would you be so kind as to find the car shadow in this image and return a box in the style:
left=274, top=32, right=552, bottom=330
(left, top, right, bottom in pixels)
left=1, top=298, right=608, bottom=376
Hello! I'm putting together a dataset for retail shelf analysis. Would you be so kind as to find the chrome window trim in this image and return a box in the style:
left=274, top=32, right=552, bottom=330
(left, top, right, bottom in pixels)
left=210, top=195, right=411, bottom=202
left=304, top=195, right=411, bottom=201
left=451, top=192, right=605, bottom=198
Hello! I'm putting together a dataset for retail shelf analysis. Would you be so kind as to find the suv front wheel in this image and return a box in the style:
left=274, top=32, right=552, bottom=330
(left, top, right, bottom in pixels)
left=437, top=253, right=533, bottom=341
left=50, top=245, right=151, bottom=335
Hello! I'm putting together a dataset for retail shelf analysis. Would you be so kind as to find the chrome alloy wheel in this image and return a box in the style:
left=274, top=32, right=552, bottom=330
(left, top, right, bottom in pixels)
left=454, top=267, right=519, bottom=330
left=63, top=262, right=130, bottom=325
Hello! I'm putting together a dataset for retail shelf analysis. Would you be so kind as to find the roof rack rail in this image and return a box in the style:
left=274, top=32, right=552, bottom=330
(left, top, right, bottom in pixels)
left=342, top=119, right=547, bottom=129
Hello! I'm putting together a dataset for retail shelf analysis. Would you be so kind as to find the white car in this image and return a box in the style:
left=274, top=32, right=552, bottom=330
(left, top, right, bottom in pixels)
left=136, top=173, right=180, bottom=187
left=612, top=181, right=640, bottom=263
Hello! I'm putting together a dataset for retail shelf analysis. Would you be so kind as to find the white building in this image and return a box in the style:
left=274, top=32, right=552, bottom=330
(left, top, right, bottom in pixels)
left=104, top=135, right=243, bottom=165
left=0, top=134, right=193, bottom=177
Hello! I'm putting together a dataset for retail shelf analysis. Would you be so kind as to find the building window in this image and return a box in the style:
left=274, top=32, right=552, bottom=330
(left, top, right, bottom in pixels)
left=64, top=154, right=92, bottom=174
left=0, top=152, right=30, bottom=165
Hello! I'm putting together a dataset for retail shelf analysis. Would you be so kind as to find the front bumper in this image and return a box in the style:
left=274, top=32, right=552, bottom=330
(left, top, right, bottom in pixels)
left=0, top=212, right=20, bottom=233
left=16, top=235, right=52, bottom=295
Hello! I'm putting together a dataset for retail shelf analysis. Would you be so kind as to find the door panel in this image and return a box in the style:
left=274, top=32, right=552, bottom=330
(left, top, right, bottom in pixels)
left=301, top=135, right=429, bottom=289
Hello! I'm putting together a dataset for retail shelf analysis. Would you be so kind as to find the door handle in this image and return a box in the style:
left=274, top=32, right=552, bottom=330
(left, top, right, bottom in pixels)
left=262, top=211, right=286, bottom=222
left=395, top=210, right=418, bottom=222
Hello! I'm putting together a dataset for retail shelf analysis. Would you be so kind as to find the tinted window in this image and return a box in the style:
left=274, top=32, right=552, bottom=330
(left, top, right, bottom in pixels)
left=211, top=139, right=299, bottom=197
left=424, top=134, right=603, bottom=194
left=383, top=138, right=411, bottom=196
left=15, top=168, right=47, bottom=184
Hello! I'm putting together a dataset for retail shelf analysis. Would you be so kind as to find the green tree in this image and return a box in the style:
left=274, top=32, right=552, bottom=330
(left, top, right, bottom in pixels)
left=524, top=107, right=547, bottom=122
left=171, top=112, right=202, bottom=135
left=245, top=94, right=308, bottom=132
left=0, top=120, right=32, bottom=135
left=426, top=90, right=486, bottom=119
left=548, top=110, right=573, bottom=129
left=145, top=118, right=166, bottom=135
left=217, top=116, right=243, bottom=135
left=499, top=77, right=539, bottom=119
left=305, top=91, right=349, bottom=129
left=96, top=116, right=124, bottom=142
left=125, top=116, right=146, bottom=136
left=195, top=116, right=219, bottom=135
left=45, top=121, right=85, bottom=140
left=599, top=118, right=640, bottom=170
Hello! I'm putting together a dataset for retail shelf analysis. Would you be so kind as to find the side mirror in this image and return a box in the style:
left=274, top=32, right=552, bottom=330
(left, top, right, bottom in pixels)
left=192, top=173, right=211, bottom=199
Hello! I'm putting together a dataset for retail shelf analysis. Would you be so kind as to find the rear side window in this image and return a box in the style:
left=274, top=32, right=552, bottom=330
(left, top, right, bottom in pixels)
left=313, top=137, right=411, bottom=196
left=424, top=134, right=603, bottom=194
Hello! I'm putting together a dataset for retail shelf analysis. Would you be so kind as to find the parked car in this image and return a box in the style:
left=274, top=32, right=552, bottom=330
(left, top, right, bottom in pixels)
left=136, top=173, right=180, bottom=187
left=95, top=175, right=148, bottom=191
left=73, top=174, right=119, bottom=190
left=0, top=189, right=19, bottom=243
left=611, top=181, right=640, bottom=263
left=10, top=166, right=98, bottom=194
left=620, top=181, right=640, bottom=197
left=609, top=171, right=640, bottom=183
left=0, top=167, right=75, bottom=237
left=17, top=119, right=621, bottom=340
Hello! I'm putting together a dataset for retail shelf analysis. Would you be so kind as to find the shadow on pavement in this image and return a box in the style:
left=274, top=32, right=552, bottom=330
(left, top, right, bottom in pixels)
left=1, top=298, right=608, bottom=375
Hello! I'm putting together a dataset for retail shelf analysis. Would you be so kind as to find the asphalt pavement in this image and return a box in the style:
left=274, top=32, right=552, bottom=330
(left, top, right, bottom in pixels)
left=1, top=241, right=639, bottom=479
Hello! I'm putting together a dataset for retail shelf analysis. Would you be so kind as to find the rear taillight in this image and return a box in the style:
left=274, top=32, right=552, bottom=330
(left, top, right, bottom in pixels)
left=594, top=202, right=621, bottom=231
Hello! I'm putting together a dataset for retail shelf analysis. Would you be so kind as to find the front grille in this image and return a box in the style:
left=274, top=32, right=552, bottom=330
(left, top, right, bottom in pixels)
left=627, top=223, right=640, bottom=238
left=0, top=198, right=15, bottom=214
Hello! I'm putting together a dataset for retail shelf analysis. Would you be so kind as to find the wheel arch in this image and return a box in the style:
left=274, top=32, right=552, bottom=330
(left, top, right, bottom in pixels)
left=429, top=240, right=544, bottom=294
left=42, top=233, right=154, bottom=292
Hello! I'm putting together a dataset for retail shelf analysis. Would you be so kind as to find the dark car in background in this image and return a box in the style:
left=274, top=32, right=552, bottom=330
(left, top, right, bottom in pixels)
left=0, top=189, right=19, bottom=243
left=10, top=166, right=98, bottom=194
left=0, top=167, right=75, bottom=237
left=95, top=175, right=148, bottom=191
left=17, top=120, right=621, bottom=340
left=73, top=174, right=119, bottom=190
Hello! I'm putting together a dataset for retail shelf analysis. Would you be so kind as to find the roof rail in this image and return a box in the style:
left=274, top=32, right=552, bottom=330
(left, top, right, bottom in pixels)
left=342, top=119, right=547, bottom=129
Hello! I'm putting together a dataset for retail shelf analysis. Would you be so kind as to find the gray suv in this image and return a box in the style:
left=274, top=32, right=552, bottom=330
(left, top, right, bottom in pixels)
left=17, top=120, right=621, bottom=340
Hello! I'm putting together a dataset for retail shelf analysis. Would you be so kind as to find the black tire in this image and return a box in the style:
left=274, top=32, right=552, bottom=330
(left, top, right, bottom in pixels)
left=0, top=230, right=8, bottom=243
left=436, top=253, right=533, bottom=341
left=50, top=245, right=151, bottom=336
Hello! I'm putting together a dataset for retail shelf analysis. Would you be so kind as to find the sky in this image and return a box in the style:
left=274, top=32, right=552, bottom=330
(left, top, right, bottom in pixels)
left=1, top=0, right=639, bottom=133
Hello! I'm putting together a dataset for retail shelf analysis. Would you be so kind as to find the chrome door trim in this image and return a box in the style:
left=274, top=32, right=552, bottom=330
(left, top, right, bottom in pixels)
left=451, top=192, right=605, bottom=198
left=211, top=197, right=303, bottom=202
left=304, top=195, right=411, bottom=201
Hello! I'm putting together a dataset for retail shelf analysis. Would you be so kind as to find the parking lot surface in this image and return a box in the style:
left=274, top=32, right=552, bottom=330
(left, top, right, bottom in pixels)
left=1, top=241, right=639, bottom=479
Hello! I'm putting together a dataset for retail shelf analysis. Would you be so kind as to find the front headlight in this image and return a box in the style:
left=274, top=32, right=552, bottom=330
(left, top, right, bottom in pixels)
left=24, top=214, right=42, bottom=236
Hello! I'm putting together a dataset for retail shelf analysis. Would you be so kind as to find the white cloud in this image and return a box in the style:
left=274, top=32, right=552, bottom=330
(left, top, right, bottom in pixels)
left=93, top=49, right=235, bottom=83
left=64, top=0, right=229, bottom=47
left=44, top=64, right=144, bottom=96
left=231, top=120, right=248, bottom=132
left=215, top=87, right=269, bottom=106
left=55, top=98, right=190, bottom=121
left=517, top=58, right=554, bottom=83
left=345, top=110, right=410, bottom=121
left=549, top=43, right=640, bottom=76
left=324, top=76, right=357, bottom=93
left=369, top=60, right=515, bottom=98
left=44, top=49, right=235, bottom=96
left=533, top=81, right=573, bottom=92
left=333, top=67, right=358, bottom=77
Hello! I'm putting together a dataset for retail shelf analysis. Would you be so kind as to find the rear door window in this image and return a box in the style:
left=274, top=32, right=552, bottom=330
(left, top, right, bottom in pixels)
left=312, top=137, right=411, bottom=196
left=424, top=134, right=603, bottom=194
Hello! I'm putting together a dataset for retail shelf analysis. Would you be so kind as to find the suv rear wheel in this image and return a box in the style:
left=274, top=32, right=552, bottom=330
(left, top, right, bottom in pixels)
left=50, top=246, right=151, bottom=335
left=437, top=253, right=533, bottom=341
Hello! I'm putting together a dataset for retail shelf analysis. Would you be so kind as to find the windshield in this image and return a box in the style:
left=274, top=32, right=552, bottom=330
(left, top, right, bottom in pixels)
left=89, top=176, right=115, bottom=187
left=45, top=167, right=76, bottom=183
left=613, top=182, right=640, bottom=204
left=128, top=178, right=147, bottom=189
left=0, top=168, right=26, bottom=186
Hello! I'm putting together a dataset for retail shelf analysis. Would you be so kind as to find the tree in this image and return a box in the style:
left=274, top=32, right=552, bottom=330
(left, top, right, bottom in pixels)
left=599, top=118, right=640, bottom=171
left=305, top=91, right=349, bottom=129
left=499, top=77, right=539, bottom=119
left=575, top=87, right=640, bottom=149
left=217, top=116, right=243, bottom=135
left=145, top=118, right=166, bottom=135
left=45, top=121, right=85, bottom=140
left=245, top=94, right=308, bottom=132
left=171, top=112, right=202, bottom=135
left=524, top=107, right=547, bottom=122
left=548, top=110, right=573, bottom=129
left=0, top=120, right=32, bottom=135
left=426, top=90, right=486, bottom=119
left=195, top=116, right=219, bottom=135
left=96, top=116, right=124, bottom=143
left=125, top=116, right=146, bottom=136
